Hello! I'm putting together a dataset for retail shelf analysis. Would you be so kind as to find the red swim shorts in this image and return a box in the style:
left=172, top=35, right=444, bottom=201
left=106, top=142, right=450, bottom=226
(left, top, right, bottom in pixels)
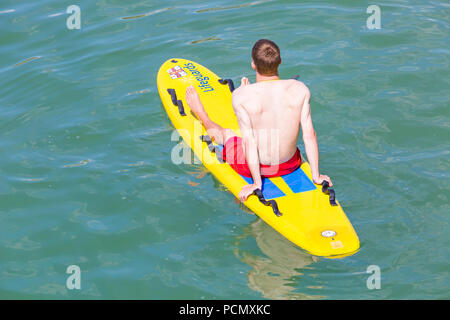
left=222, top=136, right=301, bottom=178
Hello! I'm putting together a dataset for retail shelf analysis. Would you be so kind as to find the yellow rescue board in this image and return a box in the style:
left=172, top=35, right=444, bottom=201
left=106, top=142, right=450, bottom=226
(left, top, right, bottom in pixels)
left=157, top=58, right=359, bottom=258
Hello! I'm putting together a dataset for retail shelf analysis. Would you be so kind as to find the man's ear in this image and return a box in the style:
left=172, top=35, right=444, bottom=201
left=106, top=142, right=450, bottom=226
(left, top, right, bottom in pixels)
left=251, top=60, right=256, bottom=71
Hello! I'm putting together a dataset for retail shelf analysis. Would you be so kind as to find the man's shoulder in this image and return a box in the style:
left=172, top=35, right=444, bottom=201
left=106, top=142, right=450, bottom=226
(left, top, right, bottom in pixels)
left=285, top=79, right=309, bottom=94
left=231, top=84, right=254, bottom=103
left=283, top=80, right=310, bottom=108
left=232, top=79, right=310, bottom=104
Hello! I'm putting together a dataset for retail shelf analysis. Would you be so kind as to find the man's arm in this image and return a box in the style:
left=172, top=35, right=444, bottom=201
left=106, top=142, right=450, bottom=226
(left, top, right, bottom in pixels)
left=232, top=92, right=262, bottom=202
left=300, top=87, right=333, bottom=186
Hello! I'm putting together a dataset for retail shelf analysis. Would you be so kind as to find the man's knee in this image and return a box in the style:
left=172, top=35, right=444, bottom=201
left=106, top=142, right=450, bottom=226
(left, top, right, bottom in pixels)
left=206, top=128, right=235, bottom=145
left=223, top=128, right=237, bottom=144
left=206, top=128, right=225, bottom=144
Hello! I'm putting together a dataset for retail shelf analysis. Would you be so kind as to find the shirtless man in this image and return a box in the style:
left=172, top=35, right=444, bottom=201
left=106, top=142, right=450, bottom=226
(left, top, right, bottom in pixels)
left=185, top=39, right=332, bottom=202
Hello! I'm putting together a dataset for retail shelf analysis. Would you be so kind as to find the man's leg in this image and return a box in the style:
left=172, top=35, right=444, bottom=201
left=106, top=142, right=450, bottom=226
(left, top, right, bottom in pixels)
left=185, top=85, right=235, bottom=145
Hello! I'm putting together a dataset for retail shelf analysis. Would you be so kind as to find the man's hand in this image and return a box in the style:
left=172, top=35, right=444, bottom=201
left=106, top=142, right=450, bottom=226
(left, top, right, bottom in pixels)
left=238, top=183, right=261, bottom=202
left=313, top=174, right=333, bottom=187
left=240, top=77, right=250, bottom=87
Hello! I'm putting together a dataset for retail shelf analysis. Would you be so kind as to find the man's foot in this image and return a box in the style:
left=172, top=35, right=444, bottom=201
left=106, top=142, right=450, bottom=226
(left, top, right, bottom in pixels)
left=185, top=85, right=206, bottom=117
left=240, top=77, right=250, bottom=87
left=185, top=84, right=235, bottom=145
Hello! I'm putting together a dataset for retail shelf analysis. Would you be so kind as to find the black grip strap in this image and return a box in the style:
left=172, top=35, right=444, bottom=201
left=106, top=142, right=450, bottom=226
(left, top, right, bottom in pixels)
left=176, top=99, right=186, bottom=116
left=200, top=135, right=214, bottom=152
left=199, top=135, right=224, bottom=163
left=252, top=189, right=282, bottom=217
left=218, top=79, right=235, bottom=92
left=321, top=181, right=337, bottom=206
left=167, top=89, right=186, bottom=116
left=167, top=88, right=177, bottom=105
left=291, top=75, right=300, bottom=80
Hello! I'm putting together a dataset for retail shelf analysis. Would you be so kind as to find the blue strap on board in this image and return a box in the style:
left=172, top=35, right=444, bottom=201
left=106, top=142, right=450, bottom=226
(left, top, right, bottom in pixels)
left=241, top=175, right=285, bottom=200
left=241, top=166, right=317, bottom=199
left=280, top=167, right=316, bottom=193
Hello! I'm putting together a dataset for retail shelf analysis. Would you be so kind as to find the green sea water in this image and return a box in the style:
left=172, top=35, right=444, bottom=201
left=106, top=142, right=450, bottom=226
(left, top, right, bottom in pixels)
left=0, top=0, right=449, bottom=299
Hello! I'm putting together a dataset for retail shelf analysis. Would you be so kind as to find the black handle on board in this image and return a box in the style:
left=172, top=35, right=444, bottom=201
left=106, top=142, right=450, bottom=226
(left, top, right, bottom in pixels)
left=199, top=135, right=224, bottom=163
left=321, top=181, right=337, bottom=206
left=218, top=79, right=235, bottom=93
left=167, top=88, right=186, bottom=116
left=252, top=189, right=282, bottom=217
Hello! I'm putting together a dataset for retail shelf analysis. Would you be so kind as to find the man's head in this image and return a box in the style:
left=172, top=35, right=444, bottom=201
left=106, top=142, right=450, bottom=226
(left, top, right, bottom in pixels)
left=251, top=39, right=281, bottom=76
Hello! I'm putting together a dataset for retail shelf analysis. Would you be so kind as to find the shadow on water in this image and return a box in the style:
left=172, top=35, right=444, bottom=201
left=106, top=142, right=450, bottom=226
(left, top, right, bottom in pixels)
left=234, top=219, right=325, bottom=300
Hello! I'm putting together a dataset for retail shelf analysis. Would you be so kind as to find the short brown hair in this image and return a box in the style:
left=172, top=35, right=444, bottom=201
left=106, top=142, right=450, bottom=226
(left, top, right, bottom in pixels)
left=251, top=39, right=281, bottom=76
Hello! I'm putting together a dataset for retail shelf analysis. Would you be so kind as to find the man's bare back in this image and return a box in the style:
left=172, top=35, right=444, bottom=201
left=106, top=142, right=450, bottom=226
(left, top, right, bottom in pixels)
left=231, top=79, right=309, bottom=165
